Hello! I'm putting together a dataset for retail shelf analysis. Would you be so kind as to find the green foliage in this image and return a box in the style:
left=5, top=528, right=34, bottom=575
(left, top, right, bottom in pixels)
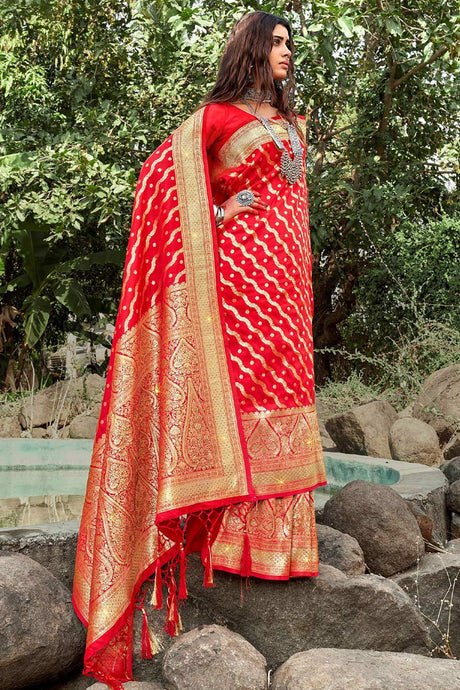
left=317, top=317, right=460, bottom=414
left=340, top=210, right=460, bottom=356
left=289, top=0, right=459, bottom=380
left=0, top=0, right=458, bottom=388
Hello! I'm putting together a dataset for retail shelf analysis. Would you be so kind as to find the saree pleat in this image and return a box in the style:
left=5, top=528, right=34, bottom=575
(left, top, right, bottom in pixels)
left=72, top=102, right=327, bottom=689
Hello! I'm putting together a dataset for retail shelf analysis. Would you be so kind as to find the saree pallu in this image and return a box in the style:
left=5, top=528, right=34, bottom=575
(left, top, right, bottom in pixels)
left=72, top=102, right=327, bottom=689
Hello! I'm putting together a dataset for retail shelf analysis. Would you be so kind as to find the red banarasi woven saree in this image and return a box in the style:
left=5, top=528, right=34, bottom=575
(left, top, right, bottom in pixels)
left=72, top=102, right=327, bottom=688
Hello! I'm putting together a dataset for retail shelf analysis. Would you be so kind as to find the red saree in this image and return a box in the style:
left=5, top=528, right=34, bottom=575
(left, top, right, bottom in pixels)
left=72, top=102, right=327, bottom=688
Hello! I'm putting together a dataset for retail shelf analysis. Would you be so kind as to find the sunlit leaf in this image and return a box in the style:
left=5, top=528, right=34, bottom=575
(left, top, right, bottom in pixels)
left=337, top=15, right=354, bottom=38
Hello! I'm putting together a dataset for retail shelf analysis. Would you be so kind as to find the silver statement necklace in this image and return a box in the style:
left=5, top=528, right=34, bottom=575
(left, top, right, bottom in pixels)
left=242, top=87, right=273, bottom=103
left=242, top=97, right=303, bottom=185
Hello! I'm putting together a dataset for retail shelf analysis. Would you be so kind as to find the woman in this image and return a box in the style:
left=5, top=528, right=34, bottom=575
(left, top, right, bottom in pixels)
left=73, top=11, right=327, bottom=689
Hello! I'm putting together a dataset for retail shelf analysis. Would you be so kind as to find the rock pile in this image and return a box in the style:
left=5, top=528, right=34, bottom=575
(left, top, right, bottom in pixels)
left=325, top=364, right=459, bottom=466
left=3, top=486, right=460, bottom=688
left=0, top=373, right=105, bottom=439
left=162, top=625, right=267, bottom=690
left=0, top=363, right=459, bottom=687
left=321, top=480, right=424, bottom=576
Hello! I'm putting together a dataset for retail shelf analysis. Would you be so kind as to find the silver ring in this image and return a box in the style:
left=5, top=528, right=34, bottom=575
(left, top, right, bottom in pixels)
left=236, top=190, right=255, bottom=207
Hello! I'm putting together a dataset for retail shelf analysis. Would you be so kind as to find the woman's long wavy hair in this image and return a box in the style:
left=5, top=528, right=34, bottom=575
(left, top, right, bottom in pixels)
left=201, top=11, right=297, bottom=125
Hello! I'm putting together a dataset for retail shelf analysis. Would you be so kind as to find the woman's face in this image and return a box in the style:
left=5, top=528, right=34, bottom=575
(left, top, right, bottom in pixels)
left=269, top=23, right=292, bottom=80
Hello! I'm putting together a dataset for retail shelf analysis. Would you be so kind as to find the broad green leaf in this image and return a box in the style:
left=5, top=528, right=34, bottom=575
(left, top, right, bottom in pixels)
left=53, top=278, right=91, bottom=317
left=13, top=222, right=50, bottom=289
left=0, top=272, right=32, bottom=294
left=23, top=294, right=51, bottom=347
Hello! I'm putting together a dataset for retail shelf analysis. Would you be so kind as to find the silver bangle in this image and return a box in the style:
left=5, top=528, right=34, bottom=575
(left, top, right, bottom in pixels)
left=213, top=204, right=225, bottom=227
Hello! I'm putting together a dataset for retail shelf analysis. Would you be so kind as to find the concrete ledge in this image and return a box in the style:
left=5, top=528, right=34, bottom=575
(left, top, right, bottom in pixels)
left=0, top=520, right=80, bottom=589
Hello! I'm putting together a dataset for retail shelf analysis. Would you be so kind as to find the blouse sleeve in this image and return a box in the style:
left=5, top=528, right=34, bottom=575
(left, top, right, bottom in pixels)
left=202, top=103, right=229, bottom=156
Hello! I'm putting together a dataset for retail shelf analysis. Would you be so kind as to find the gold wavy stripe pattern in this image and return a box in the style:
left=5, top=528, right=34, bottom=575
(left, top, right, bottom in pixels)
left=219, top=296, right=302, bottom=390
left=219, top=231, right=311, bottom=346
left=219, top=230, right=312, bottom=359
left=220, top=273, right=303, bottom=355
left=224, top=323, right=303, bottom=404
left=127, top=184, right=179, bottom=325
left=121, top=145, right=173, bottom=308
left=122, top=160, right=176, bottom=331
left=221, top=291, right=313, bottom=398
left=228, top=350, right=284, bottom=408
left=234, top=381, right=266, bottom=411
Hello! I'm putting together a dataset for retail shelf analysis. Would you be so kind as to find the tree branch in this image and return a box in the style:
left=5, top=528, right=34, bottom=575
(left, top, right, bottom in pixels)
left=393, top=46, right=449, bottom=87
left=323, top=123, right=354, bottom=141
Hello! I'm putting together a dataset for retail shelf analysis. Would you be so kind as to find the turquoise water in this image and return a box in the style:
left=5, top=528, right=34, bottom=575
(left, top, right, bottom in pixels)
left=0, top=439, right=93, bottom=499
left=0, top=440, right=400, bottom=527
left=316, top=454, right=400, bottom=495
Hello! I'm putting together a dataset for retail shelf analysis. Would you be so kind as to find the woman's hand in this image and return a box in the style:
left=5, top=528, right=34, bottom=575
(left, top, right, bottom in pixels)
left=221, top=191, right=268, bottom=223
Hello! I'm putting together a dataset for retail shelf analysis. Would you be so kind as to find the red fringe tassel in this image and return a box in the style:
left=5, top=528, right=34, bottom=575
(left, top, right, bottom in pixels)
left=141, top=608, right=153, bottom=659
left=178, top=546, right=188, bottom=600
left=240, top=531, right=252, bottom=578
left=202, top=532, right=215, bottom=588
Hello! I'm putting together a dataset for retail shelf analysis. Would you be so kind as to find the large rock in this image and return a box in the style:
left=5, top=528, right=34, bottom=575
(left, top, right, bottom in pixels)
left=317, top=523, right=365, bottom=575
left=319, top=420, right=336, bottom=451
left=407, top=503, right=440, bottom=551
left=69, top=414, right=98, bottom=439
left=389, top=417, right=443, bottom=466
left=0, top=521, right=80, bottom=591
left=0, top=415, right=22, bottom=437
left=45, top=671, right=95, bottom=690
left=271, top=648, right=460, bottom=689
left=162, top=624, right=267, bottom=690
left=450, top=512, right=460, bottom=539
left=151, top=558, right=431, bottom=669
left=18, top=374, right=105, bottom=429
left=444, top=433, right=460, bottom=460
left=31, top=426, right=49, bottom=438
left=441, top=456, right=460, bottom=484
left=447, top=480, right=460, bottom=512
left=392, top=548, right=460, bottom=659
left=0, top=552, right=86, bottom=689
left=322, top=480, right=424, bottom=576
left=413, top=364, right=460, bottom=444
left=325, top=400, right=398, bottom=458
